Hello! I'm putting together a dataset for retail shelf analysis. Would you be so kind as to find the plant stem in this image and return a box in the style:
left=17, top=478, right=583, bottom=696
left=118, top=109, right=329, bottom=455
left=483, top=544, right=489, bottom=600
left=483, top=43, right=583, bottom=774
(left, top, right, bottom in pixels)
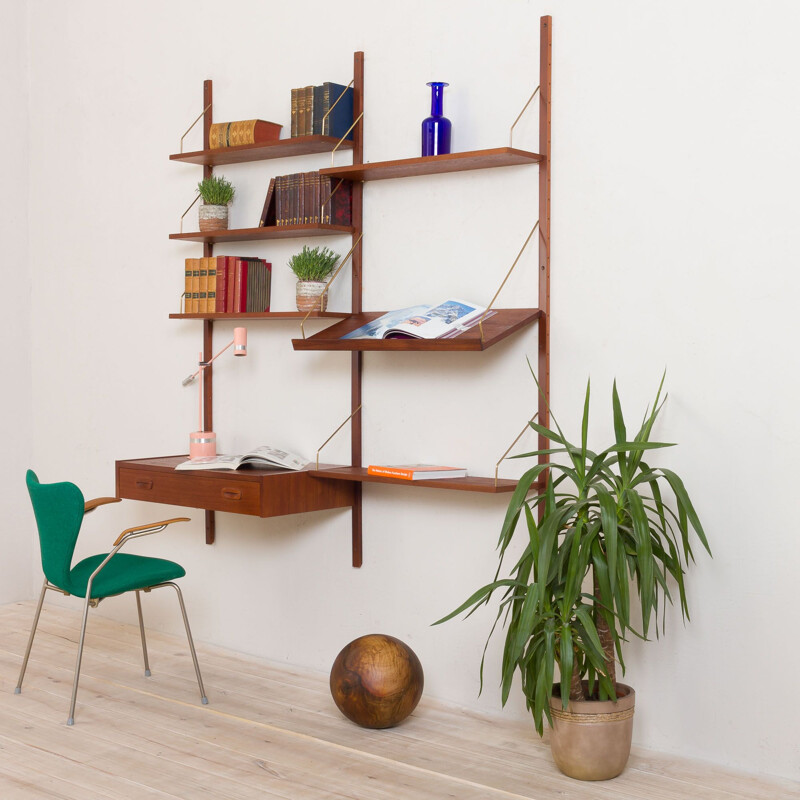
left=569, top=647, right=585, bottom=700
left=593, top=570, right=617, bottom=692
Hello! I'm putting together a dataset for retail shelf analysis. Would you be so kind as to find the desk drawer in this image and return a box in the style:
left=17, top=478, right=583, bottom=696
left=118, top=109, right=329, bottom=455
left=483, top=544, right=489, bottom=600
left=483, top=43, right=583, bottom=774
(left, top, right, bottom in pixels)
left=118, top=468, right=262, bottom=516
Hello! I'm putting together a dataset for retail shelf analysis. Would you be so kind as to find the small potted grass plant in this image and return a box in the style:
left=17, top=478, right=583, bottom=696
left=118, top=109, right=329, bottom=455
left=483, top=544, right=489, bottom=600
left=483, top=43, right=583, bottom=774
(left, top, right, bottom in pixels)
left=288, top=245, right=340, bottom=312
left=197, top=174, right=235, bottom=231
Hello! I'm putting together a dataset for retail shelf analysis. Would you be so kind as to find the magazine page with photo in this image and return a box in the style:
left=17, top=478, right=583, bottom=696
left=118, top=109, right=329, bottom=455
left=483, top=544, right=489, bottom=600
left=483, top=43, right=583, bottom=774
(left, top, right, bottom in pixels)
left=342, top=299, right=487, bottom=340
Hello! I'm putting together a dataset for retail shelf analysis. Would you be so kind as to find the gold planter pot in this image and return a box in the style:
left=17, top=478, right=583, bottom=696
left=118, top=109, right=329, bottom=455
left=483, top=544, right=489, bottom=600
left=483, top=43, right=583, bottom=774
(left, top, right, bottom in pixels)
left=548, top=683, right=635, bottom=781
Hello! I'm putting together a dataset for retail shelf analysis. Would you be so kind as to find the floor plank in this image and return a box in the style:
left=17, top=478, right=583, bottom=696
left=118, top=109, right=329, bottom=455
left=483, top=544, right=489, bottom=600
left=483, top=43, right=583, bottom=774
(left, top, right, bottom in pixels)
left=1, top=602, right=797, bottom=800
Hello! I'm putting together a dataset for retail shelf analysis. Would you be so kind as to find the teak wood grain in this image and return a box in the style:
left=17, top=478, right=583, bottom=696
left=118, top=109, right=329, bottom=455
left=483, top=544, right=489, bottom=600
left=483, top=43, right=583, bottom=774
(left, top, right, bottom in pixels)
left=312, top=467, right=518, bottom=493
left=291, top=309, right=543, bottom=352
left=116, top=457, right=354, bottom=520
left=169, top=223, right=354, bottom=244
left=170, top=135, right=354, bottom=166
left=319, top=147, right=542, bottom=182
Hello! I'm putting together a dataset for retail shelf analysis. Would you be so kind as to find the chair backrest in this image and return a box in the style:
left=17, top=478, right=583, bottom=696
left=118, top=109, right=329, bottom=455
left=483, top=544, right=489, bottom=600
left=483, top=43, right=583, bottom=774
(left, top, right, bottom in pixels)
left=26, top=470, right=85, bottom=592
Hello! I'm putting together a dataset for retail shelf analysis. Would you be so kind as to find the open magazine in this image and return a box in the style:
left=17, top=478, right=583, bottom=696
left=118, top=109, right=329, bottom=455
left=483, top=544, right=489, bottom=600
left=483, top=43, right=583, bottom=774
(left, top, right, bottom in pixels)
left=175, top=445, right=309, bottom=471
left=341, top=299, right=488, bottom=340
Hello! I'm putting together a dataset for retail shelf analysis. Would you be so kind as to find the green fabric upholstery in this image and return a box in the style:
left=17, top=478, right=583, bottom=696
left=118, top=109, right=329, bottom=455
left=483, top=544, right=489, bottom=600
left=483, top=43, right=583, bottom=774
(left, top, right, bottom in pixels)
left=69, top=554, right=186, bottom=600
left=26, top=470, right=84, bottom=591
left=26, top=470, right=186, bottom=599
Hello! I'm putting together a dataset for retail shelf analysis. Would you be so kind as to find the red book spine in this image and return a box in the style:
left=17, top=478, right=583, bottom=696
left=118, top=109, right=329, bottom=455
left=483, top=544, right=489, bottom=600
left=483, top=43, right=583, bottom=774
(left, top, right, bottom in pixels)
left=215, top=256, right=227, bottom=312
left=233, top=258, right=249, bottom=313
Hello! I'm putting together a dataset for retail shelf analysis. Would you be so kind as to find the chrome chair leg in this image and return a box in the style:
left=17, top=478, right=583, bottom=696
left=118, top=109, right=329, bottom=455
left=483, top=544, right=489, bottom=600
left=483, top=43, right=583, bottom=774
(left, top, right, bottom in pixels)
left=67, top=594, right=92, bottom=726
left=135, top=590, right=151, bottom=677
left=159, top=582, right=207, bottom=704
left=15, top=579, right=48, bottom=694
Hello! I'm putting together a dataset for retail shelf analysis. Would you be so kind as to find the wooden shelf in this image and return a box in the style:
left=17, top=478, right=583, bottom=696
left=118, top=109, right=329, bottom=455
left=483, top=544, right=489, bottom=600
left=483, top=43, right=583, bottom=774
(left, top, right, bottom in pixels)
left=319, top=147, right=542, bottom=182
left=291, top=309, right=542, bottom=352
left=311, top=466, right=517, bottom=493
left=170, top=135, right=353, bottom=166
left=170, top=223, right=354, bottom=244
left=169, top=311, right=349, bottom=321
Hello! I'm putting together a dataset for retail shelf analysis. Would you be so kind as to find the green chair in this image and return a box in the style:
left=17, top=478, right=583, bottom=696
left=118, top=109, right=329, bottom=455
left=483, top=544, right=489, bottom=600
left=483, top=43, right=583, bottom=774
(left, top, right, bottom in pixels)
left=16, top=470, right=207, bottom=725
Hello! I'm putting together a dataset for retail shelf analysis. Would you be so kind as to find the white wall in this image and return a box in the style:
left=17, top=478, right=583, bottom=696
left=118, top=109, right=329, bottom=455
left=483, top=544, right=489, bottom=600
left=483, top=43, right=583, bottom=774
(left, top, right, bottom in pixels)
left=0, top=1, right=34, bottom=603
left=19, top=0, right=800, bottom=781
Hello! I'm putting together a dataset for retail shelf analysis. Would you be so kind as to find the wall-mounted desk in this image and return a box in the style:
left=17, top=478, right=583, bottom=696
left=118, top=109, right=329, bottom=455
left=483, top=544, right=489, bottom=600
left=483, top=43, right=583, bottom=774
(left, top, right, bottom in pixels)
left=115, top=456, right=355, bottom=539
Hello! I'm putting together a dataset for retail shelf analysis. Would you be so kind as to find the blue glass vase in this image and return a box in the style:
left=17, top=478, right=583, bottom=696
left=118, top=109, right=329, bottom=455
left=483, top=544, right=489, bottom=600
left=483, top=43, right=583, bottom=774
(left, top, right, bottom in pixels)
left=421, top=81, right=451, bottom=157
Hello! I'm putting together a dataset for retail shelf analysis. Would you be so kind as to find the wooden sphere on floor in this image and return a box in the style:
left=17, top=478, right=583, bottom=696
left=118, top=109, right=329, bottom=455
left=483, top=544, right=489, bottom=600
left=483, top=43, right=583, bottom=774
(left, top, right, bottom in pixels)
left=330, top=634, right=424, bottom=729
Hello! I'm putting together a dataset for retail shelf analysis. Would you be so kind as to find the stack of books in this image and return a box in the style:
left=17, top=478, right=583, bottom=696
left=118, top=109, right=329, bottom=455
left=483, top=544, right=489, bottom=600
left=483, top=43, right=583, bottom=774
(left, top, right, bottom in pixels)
left=290, top=82, right=354, bottom=140
left=183, top=256, right=271, bottom=313
left=260, top=172, right=352, bottom=228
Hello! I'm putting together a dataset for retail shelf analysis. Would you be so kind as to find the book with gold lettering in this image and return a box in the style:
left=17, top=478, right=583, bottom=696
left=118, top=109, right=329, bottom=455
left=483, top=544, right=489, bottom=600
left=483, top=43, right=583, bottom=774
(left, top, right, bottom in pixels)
left=209, top=119, right=282, bottom=149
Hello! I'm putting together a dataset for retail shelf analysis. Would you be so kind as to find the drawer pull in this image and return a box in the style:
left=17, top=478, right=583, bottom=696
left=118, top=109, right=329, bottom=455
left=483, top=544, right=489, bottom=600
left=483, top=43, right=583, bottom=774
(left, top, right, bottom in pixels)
left=135, top=480, right=154, bottom=490
left=221, top=488, right=242, bottom=500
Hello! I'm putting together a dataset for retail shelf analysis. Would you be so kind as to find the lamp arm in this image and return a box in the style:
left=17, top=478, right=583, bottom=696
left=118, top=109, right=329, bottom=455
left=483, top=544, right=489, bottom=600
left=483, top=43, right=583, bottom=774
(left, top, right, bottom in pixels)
left=182, top=338, right=234, bottom=385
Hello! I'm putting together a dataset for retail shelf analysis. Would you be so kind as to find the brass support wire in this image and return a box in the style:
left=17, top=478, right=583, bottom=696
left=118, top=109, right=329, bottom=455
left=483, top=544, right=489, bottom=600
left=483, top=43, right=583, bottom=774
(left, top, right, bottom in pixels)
left=300, top=233, right=364, bottom=339
left=321, top=80, right=354, bottom=128
left=180, top=103, right=212, bottom=153
left=316, top=405, right=363, bottom=469
left=180, top=192, right=201, bottom=233
left=495, top=415, right=537, bottom=486
left=331, top=112, right=364, bottom=165
left=478, top=220, right=539, bottom=342
left=509, top=86, right=539, bottom=148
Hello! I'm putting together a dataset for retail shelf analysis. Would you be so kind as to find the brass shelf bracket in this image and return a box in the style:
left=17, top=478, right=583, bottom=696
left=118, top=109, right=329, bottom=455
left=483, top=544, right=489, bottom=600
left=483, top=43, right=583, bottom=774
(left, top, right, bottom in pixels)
left=495, top=414, right=537, bottom=486
left=510, top=86, right=540, bottom=148
left=179, top=192, right=202, bottom=234
left=316, top=405, right=363, bottom=469
left=331, top=111, right=364, bottom=166
left=300, top=232, right=364, bottom=339
left=478, top=220, right=539, bottom=342
left=180, top=103, right=212, bottom=153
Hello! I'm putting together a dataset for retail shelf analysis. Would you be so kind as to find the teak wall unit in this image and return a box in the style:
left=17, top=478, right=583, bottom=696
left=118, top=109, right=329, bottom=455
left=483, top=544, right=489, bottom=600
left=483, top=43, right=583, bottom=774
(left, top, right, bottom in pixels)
left=116, top=17, right=551, bottom=566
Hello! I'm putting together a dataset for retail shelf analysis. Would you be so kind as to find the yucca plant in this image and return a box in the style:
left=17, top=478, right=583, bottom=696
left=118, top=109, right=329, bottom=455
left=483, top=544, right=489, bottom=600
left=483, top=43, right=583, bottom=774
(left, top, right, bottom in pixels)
left=288, top=245, right=340, bottom=282
left=197, top=175, right=235, bottom=205
left=435, top=373, right=710, bottom=735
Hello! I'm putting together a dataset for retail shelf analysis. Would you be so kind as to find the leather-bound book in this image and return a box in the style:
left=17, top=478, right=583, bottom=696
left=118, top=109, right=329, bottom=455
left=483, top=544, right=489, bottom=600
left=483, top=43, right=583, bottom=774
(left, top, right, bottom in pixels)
left=313, top=83, right=354, bottom=141
left=208, top=119, right=282, bottom=149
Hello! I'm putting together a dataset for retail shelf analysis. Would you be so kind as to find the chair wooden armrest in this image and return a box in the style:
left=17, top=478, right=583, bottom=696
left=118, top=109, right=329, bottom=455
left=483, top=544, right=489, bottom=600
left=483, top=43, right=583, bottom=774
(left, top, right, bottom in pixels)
left=113, top=517, right=191, bottom=547
left=84, top=497, right=122, bottom=514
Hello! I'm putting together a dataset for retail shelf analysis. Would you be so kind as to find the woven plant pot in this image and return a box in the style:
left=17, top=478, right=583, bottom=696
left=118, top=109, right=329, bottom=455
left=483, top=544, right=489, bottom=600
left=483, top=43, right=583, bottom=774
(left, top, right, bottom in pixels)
left=548, top=683, right=635, bottom=781
left=296, top=280, right=328, bottom=313
left=198, top=204, right=229, bottom=231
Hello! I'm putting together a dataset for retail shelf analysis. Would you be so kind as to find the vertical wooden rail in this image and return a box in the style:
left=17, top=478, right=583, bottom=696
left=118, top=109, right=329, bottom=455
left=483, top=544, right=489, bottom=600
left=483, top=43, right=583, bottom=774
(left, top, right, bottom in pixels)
left=537, top=17, right=552, bottom=473
left=350, top=52, right=365, bottom=567
left=202, top=79, right=216, bottom=545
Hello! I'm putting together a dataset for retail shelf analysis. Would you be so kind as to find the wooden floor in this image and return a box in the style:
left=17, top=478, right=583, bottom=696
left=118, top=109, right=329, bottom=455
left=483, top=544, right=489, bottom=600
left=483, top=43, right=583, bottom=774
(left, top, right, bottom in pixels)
left=0, top=602, right=796, bottom=800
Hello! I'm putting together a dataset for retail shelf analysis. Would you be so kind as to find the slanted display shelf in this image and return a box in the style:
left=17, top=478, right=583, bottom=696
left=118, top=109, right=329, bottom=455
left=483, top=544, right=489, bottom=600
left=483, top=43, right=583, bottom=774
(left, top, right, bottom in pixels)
left=170, top=135, right=354, bottom=166
left=311, top=466, right=517, bottom=493
left=169, top=223, right=354, bottom=244
left=319, top=147, right=541, bottom=182
left=291, top=308, right=543, bottom=352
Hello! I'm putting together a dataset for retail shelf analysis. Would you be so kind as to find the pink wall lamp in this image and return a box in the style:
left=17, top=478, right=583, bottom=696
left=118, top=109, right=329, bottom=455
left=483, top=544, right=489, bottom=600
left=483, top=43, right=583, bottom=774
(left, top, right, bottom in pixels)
left=181, top=327, right=247, bottom=459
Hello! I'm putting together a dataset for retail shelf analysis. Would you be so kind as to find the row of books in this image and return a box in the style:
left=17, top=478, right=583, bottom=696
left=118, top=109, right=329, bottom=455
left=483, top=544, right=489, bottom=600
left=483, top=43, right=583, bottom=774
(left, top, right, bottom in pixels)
left=259, top=172, right=353, bottom=227
left=184, top=256, right=271, bottom=314
left=290, top=82, right=354, bottom=141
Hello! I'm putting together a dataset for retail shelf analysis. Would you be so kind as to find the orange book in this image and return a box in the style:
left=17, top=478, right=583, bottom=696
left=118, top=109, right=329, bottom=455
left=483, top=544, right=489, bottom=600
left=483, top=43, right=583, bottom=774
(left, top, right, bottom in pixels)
left=366, top=464, right=467, bottom=481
